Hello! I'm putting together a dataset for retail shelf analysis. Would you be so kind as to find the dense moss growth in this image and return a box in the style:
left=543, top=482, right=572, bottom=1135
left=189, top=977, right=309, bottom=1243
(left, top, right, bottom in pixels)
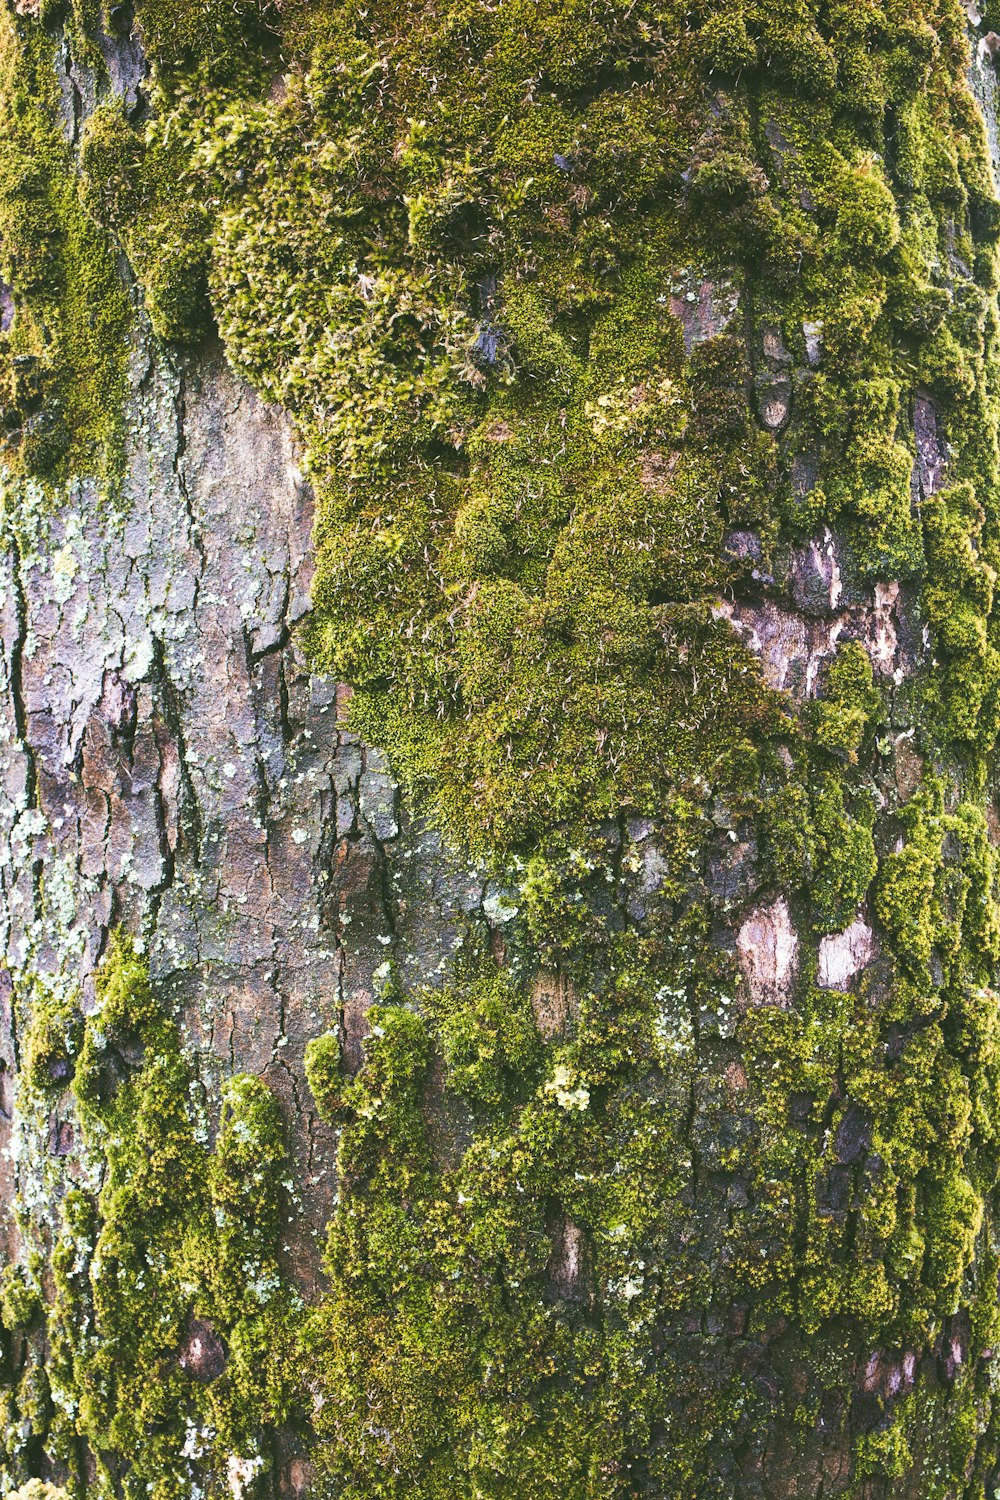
left=20, top=0, right=993, bottom=846
left=2, top=938, right=301, bottom=1498
left=0, top=6, right=128, bottom=483
left=84, top=0, right=999, bottom=853
left=5, top=0, right=1000, bottom=1494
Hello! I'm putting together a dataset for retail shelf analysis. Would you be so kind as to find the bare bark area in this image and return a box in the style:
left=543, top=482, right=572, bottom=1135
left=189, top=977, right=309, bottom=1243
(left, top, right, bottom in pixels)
left=0, top=342, right=483, bottom=1290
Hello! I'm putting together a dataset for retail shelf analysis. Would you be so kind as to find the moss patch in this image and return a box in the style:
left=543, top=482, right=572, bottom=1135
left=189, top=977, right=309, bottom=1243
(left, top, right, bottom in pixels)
left=7, top=0, right=1000, bottom=1492
left=3, top=937, right=302, bottom=1499
left=0, top=8, right=129, bottom=485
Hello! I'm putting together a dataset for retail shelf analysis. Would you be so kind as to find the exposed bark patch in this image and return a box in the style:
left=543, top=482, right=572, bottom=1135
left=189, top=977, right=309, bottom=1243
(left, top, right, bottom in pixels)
left=817, top=917, right=877, bottom=990
left=714, top=560, right=914, bottom=701
left=736, top=897, right=799, bottom=1006
left=530, top=970, right=576, bottom=1040
left=913, top=391, right=947, bottom=499
left=546, top=1213, right=590, bottom=1303
left=668, top=276, right=739, bottom=351
left=0, top=349, right=486, bottom=1283
left=178, top=1318, right=227, bottom=1383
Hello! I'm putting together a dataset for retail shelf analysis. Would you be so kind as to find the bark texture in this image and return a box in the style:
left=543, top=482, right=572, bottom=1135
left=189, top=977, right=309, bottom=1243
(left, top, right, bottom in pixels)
left=3, top=0, right=1000, bottom=1498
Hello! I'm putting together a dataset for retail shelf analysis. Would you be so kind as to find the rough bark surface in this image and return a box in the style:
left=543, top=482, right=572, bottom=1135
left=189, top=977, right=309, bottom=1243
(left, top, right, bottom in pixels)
left=0, top=340, right=491, bottom=1285
left=5, top=0, right=1000, bottom=1497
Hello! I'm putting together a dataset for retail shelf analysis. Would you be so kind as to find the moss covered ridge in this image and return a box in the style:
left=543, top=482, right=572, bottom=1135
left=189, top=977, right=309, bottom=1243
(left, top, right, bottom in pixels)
left=4, top=0, right=1000, bottom=1494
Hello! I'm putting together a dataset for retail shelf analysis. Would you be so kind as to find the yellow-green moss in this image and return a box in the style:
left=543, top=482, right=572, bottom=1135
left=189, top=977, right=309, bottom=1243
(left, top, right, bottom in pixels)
left=0, top=9, right=129, bottom=484
left=10, top=937, right=303, bottom=1500
left=20, top=987, right=81, bottom=1095
left=7, top=0, right=1000, bottom=1492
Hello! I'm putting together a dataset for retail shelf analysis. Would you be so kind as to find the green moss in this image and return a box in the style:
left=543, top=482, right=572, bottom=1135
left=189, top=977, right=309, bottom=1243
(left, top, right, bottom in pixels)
left=807, top=640, right=882, bottom=763
left=79, top=96, right=213, bottom=344
left=8, top=0, right=1000, bottom=1490
left=29, top=936, right=302, bottom=1499
left=854, top=1412, right=913, bottom=1479
left=132, top=0, right=278, bottom=81
left=110, top=0, right=983, bottom=857
left=810, top=774, right=878, bottom=931
left=300, top=935, right=710, bottom=1497
left=20, top=986, right=81, bottom=1095
left=78, top=105, right=144, bottom=227
left=303, top=1029, right=349, bottom=1124
left=0, top=1265, right=42, bottom=1332
left=429, top=956, right=542, bottom=1110
left=0, top=9, right=129, bottom=483
left=921, top=481, right=1000, bottom=744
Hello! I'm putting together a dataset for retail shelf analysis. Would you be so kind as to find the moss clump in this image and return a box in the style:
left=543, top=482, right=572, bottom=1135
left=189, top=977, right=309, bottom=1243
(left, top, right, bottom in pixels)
left=302, top=941, right=713, bottom=1498
left=430, top=959, right=542, bottom=1110
left=79, top=98, right=214, bottom=344
left=125, top=0, right=781, bottom=857
left=23, top=936, right=303, bottom=1500
left=303, top=1029, right=349, bottom=1124
left=0, top=8, right=129, bottom=483
left=20, top=987, right=81, bottom=1094
left=733, top=783, right=1000, bottom=1381
left=806, top=640, right=882, bottom=764
left=873, top=788, right=998, bottom=986
left=297, top=864, right=1000, bottom=1495
left=809, top=774, right=878, bottom=932
left=131, top=0, right=278, bottom=80
left=853, top=1411, right=913, bottom=1479
left=921, top=480, right=1000, bottom=745
left=0, top=1265, right=42, bottom=1332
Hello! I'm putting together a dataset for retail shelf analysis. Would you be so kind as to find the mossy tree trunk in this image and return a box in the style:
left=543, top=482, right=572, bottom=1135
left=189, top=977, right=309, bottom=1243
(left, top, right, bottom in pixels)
left=2, top=0, right=1000, bottom=1497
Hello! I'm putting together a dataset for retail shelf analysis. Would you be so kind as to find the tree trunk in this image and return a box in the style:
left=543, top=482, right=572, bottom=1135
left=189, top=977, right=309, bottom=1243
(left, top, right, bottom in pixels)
left=2, top=0, right=1000, bottom=1496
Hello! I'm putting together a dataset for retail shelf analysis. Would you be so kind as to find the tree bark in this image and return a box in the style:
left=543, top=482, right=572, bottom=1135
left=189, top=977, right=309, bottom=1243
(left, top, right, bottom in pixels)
left=3, top=1, right=1000, bottom=1497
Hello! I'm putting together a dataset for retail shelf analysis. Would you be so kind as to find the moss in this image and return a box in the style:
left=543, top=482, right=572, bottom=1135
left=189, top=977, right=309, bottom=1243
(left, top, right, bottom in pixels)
left=303, top=1029, right=349, bottom=1124
left=163, top=0, right=795, bottom=858
left=921, top=481, right=1000, bottom=745
left=825, top=155, right=901, bottom=261
left=31, top=936, right=301, bottom=1499
left=132, top=0, right=279, bottom=81
left=806, top=640, right=882, bottom=763
left=0, top=8, right=129, bottom=484
left=9, top=0, right=1000, bottom=1490
left=300, top=934, right=712, bottom=1497
left=20, top=987, right=81, bottom=1094
left=78, top=105, right=144, bottom=227
left=78, top=96, right=213, bottom=344
left=0, top=1266, right=42, bottom=1332
left=809, top=774, right=877, bottom=931
left=429, top=956, right=542, bottom=1110
left=854, top=1411, right=914, bottom=1479
left=290, top=877, right=999, bottom=1492
left=120, top=0, right=984, bottom=854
